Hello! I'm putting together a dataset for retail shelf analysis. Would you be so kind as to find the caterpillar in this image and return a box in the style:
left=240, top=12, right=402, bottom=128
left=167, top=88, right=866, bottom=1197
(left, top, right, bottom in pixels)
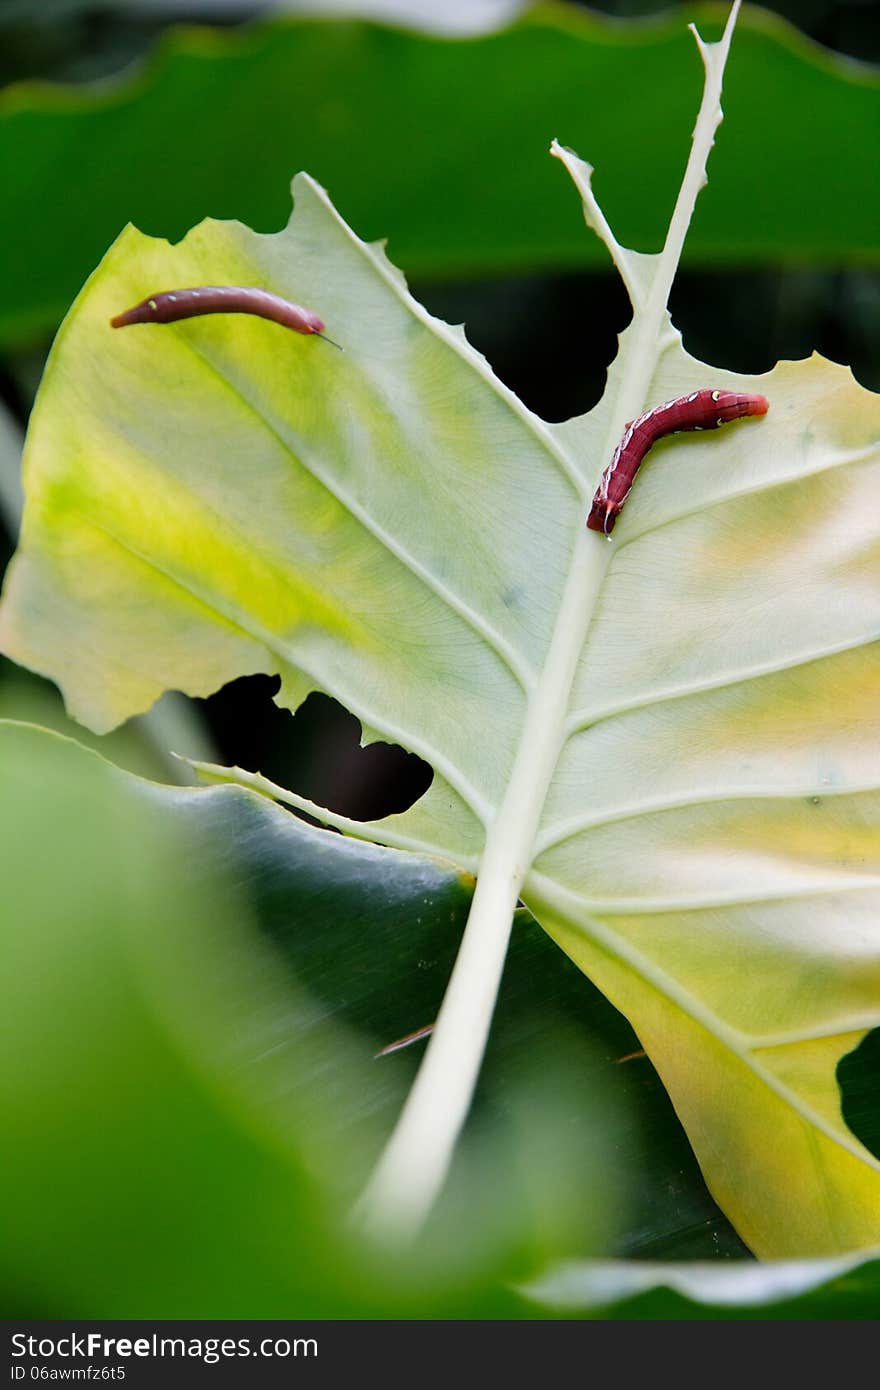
left=587, top=389, right=769, bottom=536
left=110, top=286, right=340, bottom=346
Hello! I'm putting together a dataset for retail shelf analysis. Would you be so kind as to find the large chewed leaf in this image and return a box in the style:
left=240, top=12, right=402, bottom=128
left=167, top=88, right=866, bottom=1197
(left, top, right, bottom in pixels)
left=2, top=14, right=879, bottom=1256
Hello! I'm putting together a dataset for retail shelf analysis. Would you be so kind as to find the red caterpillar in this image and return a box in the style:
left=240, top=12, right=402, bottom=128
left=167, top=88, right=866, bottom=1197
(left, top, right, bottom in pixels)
left=587, top=389, right=769, bottom=536
left=111, top=286, right=340, bottom=345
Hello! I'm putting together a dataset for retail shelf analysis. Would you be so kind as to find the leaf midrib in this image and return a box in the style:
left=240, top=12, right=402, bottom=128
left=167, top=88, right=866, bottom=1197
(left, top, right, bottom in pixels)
left=300, top=174, right=590, bottom=504
left=174, top=328, right=544, bottom=697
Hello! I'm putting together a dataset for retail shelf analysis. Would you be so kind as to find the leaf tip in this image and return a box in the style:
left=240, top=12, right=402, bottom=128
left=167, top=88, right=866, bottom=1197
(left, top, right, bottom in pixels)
left=290, top=169, right=328, bottom=201
left=550, top=138, right=593, bottom=179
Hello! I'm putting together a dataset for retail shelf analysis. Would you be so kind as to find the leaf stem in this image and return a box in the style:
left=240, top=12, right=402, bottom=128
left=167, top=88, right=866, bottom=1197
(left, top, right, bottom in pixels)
left=648, top=1, right=741, bottom=327
left=611, top=0, right=742, bottom=437
left=355, top=1, right=742, bottom=1242
left=355, top=528, right=609, bottom=1239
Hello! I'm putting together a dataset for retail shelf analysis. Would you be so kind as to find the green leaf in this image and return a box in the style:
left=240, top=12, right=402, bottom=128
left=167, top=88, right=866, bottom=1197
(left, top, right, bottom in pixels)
left=2, top=13, right=878, bottom=1257
left=2, top=3, right=878, bottom=346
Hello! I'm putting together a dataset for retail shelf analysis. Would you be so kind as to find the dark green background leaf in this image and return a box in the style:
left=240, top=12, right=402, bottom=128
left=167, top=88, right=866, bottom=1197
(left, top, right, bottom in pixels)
left=2, top=3, right=877, bottom=346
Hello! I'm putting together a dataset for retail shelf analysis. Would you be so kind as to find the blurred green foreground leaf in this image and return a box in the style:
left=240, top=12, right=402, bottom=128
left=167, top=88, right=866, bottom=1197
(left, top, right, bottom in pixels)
left=0, top=718, right=624, bottom=1317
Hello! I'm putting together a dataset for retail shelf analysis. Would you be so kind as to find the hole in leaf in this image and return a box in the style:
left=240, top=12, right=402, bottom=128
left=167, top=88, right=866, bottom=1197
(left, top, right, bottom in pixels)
left=413, top=270, right=632, bottom=422
left=837, top=1028, right=880, bottom=1160
left=198, top=676, right=433, bottom=822
left=669, top=268, right=880, bottom=393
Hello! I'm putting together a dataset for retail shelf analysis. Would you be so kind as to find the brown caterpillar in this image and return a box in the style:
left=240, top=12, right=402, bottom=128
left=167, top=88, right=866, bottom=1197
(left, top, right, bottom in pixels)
left=111, top=286, right=340, bottom=346
left=588, top=389, right=769, bottom=536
